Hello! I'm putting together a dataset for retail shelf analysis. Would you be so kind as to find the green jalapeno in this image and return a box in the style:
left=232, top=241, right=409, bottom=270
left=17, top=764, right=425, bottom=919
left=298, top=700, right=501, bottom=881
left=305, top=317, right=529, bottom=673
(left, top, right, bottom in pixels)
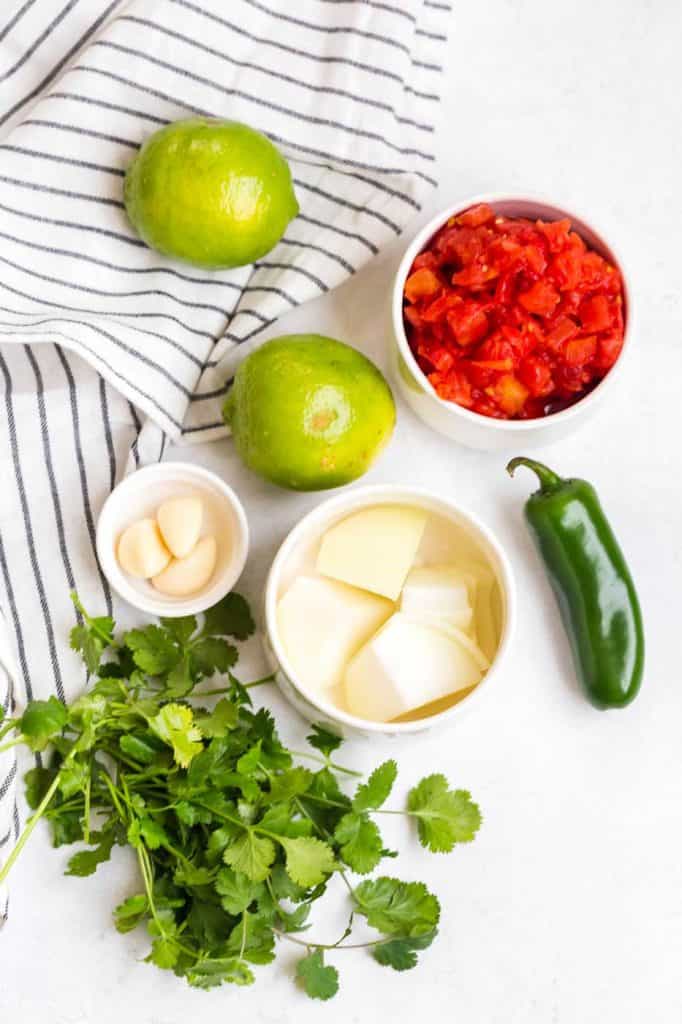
left=507, top=457, right=644, bottom=709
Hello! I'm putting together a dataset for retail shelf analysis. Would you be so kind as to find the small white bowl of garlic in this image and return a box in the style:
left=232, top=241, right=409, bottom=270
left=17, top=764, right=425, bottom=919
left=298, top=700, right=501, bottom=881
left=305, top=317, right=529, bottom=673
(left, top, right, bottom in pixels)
left=96, top=463, right=249, bottom=617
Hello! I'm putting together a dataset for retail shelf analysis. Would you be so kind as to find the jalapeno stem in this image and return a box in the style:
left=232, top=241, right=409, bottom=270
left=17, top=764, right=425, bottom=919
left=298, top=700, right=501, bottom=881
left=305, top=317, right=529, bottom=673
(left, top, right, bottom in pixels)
left=506, top=457, right=564, bottom=493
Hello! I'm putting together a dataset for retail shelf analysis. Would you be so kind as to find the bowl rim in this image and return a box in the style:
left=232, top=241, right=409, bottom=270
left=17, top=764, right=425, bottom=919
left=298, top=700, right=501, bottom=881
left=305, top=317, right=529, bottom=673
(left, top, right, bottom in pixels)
left=391, top=191, right=634, bottom=432
left=96, top=461, right=249, bottom=618
left=264, top=483, right=516, bottom=735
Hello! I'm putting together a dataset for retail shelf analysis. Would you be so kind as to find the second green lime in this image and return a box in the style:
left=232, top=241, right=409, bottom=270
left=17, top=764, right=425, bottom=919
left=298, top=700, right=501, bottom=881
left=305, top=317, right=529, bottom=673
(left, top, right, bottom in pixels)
left=124, top=118, right=298, bottom=269
left=223, top=335, right=396, bottom=491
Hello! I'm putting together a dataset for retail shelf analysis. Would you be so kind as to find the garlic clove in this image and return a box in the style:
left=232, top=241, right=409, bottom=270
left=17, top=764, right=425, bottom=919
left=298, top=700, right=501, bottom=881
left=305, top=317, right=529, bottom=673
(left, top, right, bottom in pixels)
left=151, top=536, right=217, bottom=597
left=118, top=518, right=172, bottom=579
left=157, top=496, right=203, bottom=559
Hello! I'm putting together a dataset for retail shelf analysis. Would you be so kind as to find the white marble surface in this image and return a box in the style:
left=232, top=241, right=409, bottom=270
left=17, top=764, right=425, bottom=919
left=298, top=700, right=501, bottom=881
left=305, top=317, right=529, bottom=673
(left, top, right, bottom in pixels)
left=2, top=2, right=682, bottom=1020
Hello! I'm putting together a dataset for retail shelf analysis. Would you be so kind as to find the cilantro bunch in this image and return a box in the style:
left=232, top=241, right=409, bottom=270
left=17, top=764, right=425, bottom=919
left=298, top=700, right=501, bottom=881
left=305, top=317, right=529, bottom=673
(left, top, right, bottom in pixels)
left=0, top=593, right=481, bottom=999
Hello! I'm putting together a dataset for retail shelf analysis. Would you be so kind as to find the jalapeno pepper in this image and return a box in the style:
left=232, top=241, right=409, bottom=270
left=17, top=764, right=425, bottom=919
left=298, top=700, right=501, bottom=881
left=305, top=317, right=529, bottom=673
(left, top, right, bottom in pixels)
left=507, top=456, right=644, bottom=709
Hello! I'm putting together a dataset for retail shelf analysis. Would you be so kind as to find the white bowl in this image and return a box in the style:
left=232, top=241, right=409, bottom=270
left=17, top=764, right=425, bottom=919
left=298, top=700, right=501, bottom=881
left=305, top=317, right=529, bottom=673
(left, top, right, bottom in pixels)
left=263, top=484, right=516, bottom=738
left=390, top=193, right=634, bottom=451
left=96, top=462, right=249, bottom=618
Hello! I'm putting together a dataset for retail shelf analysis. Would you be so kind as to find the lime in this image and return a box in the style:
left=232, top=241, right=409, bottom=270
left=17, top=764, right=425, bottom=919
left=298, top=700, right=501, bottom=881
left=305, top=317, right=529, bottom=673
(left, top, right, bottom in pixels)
left=223, top=335, right=396, bottom=491
left=124, top=118, right=298, bottom=269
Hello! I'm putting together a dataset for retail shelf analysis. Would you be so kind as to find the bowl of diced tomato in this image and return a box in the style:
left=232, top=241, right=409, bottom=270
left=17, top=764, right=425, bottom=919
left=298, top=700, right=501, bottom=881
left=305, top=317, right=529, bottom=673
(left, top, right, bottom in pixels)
left=391, top=195, right=632, bottom=450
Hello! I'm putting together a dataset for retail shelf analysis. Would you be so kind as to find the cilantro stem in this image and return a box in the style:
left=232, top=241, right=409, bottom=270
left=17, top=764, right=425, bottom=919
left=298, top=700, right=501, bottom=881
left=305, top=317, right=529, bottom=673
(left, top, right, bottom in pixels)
left=0, top=750, right=76, bottom=885
left=288, top=750, right=362, bottom=778
left=0, top=718, right=18, bottom=743
left=273, top=928, right=392, bottom=953
left=83, top=772, right=92, bottom=845
left=0, top=735, right=24, bottom=755
left=190, top=673, right=274, bottom=699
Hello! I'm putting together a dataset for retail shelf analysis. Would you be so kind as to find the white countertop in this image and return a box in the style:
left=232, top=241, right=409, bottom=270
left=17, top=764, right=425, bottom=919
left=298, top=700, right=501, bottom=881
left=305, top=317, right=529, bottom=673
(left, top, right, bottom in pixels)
left=2, top=2, right=681, bottom=1021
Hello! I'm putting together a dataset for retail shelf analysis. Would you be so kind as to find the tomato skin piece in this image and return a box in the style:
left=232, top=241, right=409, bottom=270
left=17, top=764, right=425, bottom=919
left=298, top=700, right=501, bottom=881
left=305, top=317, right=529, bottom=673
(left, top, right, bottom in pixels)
left=404, top=205, right=625, bottom=420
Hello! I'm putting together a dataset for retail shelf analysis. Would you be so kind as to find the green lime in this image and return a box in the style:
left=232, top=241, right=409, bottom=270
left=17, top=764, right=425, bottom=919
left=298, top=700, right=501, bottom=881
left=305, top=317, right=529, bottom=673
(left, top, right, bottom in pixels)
left=223, top=335, right=396, bottom=491
left=124, top=118, right=298, bottom=269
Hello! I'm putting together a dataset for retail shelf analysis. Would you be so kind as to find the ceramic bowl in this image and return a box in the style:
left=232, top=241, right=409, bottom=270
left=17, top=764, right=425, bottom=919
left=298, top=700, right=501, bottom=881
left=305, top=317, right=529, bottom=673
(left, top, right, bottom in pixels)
left=263, top=484, right=516, bottom=738
left=96, top=462, right=249, bottom=618
left=390, top=193, right=633, bottom=450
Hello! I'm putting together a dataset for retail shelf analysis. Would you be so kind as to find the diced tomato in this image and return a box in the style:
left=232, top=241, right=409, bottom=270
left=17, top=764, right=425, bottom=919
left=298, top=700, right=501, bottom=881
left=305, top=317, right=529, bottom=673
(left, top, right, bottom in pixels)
left=519, top=355, right=554, bottom=397
left=451, top=262, right=499, bottom=288
left=579, top=294, right=612, bottom=332
left=563, top=335, right=597, bottom=367
left=455, top=203, right=495, bottom=228
left=595, top=332, right=624, bottom=370
left=446, top=302, right=488, bottom=346
left=486, top=374, right=529, bottom=416
left=518, top=280, right=560, bottom=317
left=403, top=205, right=625, bottom=420
left=550, top=250, right=582, bottom=291
left=412, top=251, right=438, bottom=272
left=537, top=217, right=571, bottom=252
left=545, top=317, right=579, bottom=351
left=404, top=268, right=441, bottom=303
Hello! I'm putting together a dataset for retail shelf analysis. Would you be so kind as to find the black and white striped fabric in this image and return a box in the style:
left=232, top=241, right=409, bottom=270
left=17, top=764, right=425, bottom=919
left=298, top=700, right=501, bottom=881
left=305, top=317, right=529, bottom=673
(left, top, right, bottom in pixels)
left=0, top=0, right=449, bottom=920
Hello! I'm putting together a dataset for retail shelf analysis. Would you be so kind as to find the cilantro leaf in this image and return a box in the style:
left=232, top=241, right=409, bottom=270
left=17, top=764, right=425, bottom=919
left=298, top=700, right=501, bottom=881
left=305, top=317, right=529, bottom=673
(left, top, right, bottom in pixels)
left=373, top=932, right=436, bottom=971
left=148, top=937, right=180, bottom=970
left=334, top=813, right=384, bottom=875
left=149, top=703, right=203, bottom=768
left=160, top=615, right=197, bottom=645
left=306, top=724, right=342, bottom=758
left=407, top=775, right=482, bottom=853
left=163, top=654, right=193, bottom=699
left=354, top=877, right=440, bottom=938
left=215, top=867, right=262, bottom=915
left=352, top=759, right=397, bottom=812
left=125, top=626, right=180, bottom=676
left=263, top=767, right=313, bottom=804
left=65, top=830, right=116, bottom=877
left=57, top=757, right=90, bottom=799
left=113, top=894, right=148, bottom=933
left=296, top=950, right=339, bottom=1001
left=127, top=817, right=168, bottom=851
left=119, top=733, right=164, bottom=765
left=223, top=831, right=276, bottom=882
left=279, top=836, right=336, bottom=888
left=24, top=766, right=54, bottom=809
left=185, top=957, right=254, bottom=989
left=70, top=624, right=107, bottom=675
left=19, top=696, right=67, bottom=751
left=192, top=637, right=238, bottom=677
left=203, top=593, right=254, bottom=641
left=194, top=698, right=239, bottom=738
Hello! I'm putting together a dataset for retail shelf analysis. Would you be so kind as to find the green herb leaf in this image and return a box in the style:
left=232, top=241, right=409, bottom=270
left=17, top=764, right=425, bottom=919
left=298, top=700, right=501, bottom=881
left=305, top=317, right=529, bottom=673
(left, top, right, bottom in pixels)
left=352, top=759, right=397, bottom=812
left=334, top=813, right=384, bottom=874
left=148, top=937, right=180, bottom=970
left=354, top=877, right=440, bottom=938
left=306, top=724, right=343, bottom=758
left=407, top=775, right=482, bottom=852
left=185, top=957, right=254, bottom=989
left=125, top=626, right=180, bottom=676
left=149, top=703, right=203, bottom=768
left=65, top=830, right=116, bottom=877
left=279, top=836, right=336, bottom=888
left=194, top=698, right=239, bottom=738
left=127, top=817, right=168, bottom=851
left=296, top=950, right=339, bottom=1001
left=192, top=637, right=238, bottom=677
left=113, top=894, right=148, bottom=933
left=373, top=931, right=436, bottom=971
left=263, top=766, right=313, bottom=804
left=160, top=615, right=197, bottom=645
left=223, top=831, right=276, bottom=883
left=19, top=696, right=67, bottom=750
left=203, top=593, right=255, bottom=641
left=215, top=867, right=262, bottom=915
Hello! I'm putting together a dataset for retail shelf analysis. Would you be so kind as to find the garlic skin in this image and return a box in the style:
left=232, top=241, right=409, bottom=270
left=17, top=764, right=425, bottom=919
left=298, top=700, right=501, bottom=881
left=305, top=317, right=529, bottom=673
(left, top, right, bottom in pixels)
left=118, top=519, right=172, bottom=579
left=151, top=536, right=217, bottom=597
left=157, top=496, right=203, bottom=559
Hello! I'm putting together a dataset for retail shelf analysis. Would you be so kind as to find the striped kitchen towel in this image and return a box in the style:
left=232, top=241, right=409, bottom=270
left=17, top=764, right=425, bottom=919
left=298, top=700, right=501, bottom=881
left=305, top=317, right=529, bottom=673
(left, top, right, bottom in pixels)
left=0, top=0, right=450, bottom=920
